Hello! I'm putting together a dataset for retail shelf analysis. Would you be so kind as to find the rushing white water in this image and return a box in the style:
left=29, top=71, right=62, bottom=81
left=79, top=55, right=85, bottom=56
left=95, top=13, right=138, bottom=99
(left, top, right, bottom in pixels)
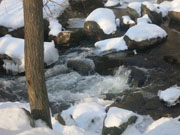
left=46, top=66, right=131, bottom=102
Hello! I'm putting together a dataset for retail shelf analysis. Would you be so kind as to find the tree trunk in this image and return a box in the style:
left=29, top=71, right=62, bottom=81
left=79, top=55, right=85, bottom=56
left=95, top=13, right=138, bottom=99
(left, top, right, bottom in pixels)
left=23, top=0, right=52, bottom=128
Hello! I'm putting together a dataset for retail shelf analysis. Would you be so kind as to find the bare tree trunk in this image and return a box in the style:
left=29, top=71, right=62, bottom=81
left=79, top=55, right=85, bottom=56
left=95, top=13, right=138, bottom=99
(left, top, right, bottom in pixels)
left=23, top=0, right=52, bottom=128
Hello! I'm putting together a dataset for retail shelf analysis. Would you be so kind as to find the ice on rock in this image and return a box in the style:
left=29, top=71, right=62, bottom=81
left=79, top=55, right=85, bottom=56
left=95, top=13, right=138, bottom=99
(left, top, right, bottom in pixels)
left=86, top=8, right=117, bottom=35
left=158, top=86, right=180, bottom=106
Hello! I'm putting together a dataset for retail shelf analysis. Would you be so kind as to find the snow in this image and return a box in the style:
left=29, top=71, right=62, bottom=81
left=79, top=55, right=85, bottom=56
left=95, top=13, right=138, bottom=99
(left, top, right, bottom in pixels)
left=142, top=1, right=161, bottom=13
left=105, top=107, right=136, bottom=127
left=0, top=35, right=59, bottom=73
left=128, top=2, right=142, bottom=16
left=61, top=102, right=106, bottom=134
left=145, top=117, right=180, bottom=135
left=125, top=23, right=167, bottom=42
left=48, top=19, right=62, bottom=36
left=159, top=0, right=180, bottom=12
left=137, top=14, right=152, bottom=24
left=158, top=86, right=180, bottom=106
left=86, top=8, right=117, bottom=35
left=104, top=0, right=120, bottom=7
left=95, top=37, right=128, bottom=53
left=0, top=0, right=68, bottom=35
left=122, top=16, right=135, bottom=25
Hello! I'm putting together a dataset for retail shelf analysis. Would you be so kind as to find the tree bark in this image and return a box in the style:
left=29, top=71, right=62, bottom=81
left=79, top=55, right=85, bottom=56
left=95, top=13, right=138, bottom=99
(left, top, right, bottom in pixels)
left=23, top=0, right=52, bottom=128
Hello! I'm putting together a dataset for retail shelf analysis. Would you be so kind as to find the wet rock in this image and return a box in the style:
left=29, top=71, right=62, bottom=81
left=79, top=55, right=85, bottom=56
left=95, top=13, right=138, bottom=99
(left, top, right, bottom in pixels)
left=0, top=26, right=8, bottom=37
left=128, top=67, right=147, bottom=87
left=93, top=56, right=126, bottom=75
left=141, top=4, right=162, bottom=25
left=52, top=29, right=85, bottom=46
left=109, top=92, right=180, bottom=120
left=164, top=55, right=180, bottom=65
left=84, top=21, right=108, bottom=41
left=66, top=58, right=95, bottom=75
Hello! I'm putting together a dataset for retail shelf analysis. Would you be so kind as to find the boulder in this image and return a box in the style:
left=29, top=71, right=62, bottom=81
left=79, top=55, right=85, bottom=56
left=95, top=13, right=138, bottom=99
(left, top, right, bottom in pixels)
left=66, top=58, right=95, bottom=75
left=127, top=7, right=141, bottom=20
left=141, top=3, right=162, bottom=25
left=84, top=21, right=108, bottom=41
left=52, top=29, right=85, bottom=46
left=0, top=26, right=8, bottom=37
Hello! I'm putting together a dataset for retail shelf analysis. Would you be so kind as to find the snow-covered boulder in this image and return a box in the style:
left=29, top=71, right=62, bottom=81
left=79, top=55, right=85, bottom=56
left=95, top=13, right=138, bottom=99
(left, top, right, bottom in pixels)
left=141, top=1, right=163, bottom=25
left=95, top=37, right=128, bottom=53
left=0, top=107, right=34, bottom=130
left=84, top=8, right=117, bottom=40
left=127, top=2, right=142, bottom=20
left=66, top=58, right=95, bottom=75
left=168, top=0, right=180, bottom=23
left=102, top=107, right=138, bottom=135
left=158, top=86, right=180, bottom=106
left=61, top=102, right=106, bottom=134
left=0, top=35, right=59, bottom=73
left=124, top=23, right=167, bottom=50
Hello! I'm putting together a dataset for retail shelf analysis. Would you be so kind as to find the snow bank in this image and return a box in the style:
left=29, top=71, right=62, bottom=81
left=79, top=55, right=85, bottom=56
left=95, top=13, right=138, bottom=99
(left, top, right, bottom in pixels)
left=158, top=86, right=180, bottom=106
left=128, top=2, right=142, bottom=16
left=105, top=107, right=136, bottom=127
left=159, top=0, right=180, bottom=12
left=104, top=0, right=120, bottom=7
left=125, top=23, right=167, bottom=42
left=137, top=14, right=152, bottom=24
left=0, top=35, right=59, bottom=73
left=145, top=117, right=180, bottom=135
left=61, top=102, right=106, bottom=134
left=95, top=37, right=128, bottom=53
left=0, top=0, right=68, bottom=35
left=86, top=8, right=117, bottom=35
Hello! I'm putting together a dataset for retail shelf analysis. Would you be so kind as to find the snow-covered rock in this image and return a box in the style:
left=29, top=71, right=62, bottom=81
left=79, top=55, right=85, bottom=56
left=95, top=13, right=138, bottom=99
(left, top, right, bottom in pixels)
left=124, top=23, right=167, bottom=50
left=103, top=107, right=138, bottom=135
left=85, top=8, right=117, bottom=35
left=141, top=1, right=163, bottom=24
left=104, top=0, right=120, bottom=7
left=122, top=16, right=135, bottom=25
left=158, top=86, right=180, bottom=106
left=0, top=35, right=59, bottom=73
left=127, top=2, right=142, bottom=19
left=95, top=37, right=128, bottom=53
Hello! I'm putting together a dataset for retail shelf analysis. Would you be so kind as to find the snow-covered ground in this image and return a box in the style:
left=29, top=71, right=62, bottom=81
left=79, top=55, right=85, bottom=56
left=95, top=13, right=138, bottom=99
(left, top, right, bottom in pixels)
left=1, top=101, right=180, bottom=135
